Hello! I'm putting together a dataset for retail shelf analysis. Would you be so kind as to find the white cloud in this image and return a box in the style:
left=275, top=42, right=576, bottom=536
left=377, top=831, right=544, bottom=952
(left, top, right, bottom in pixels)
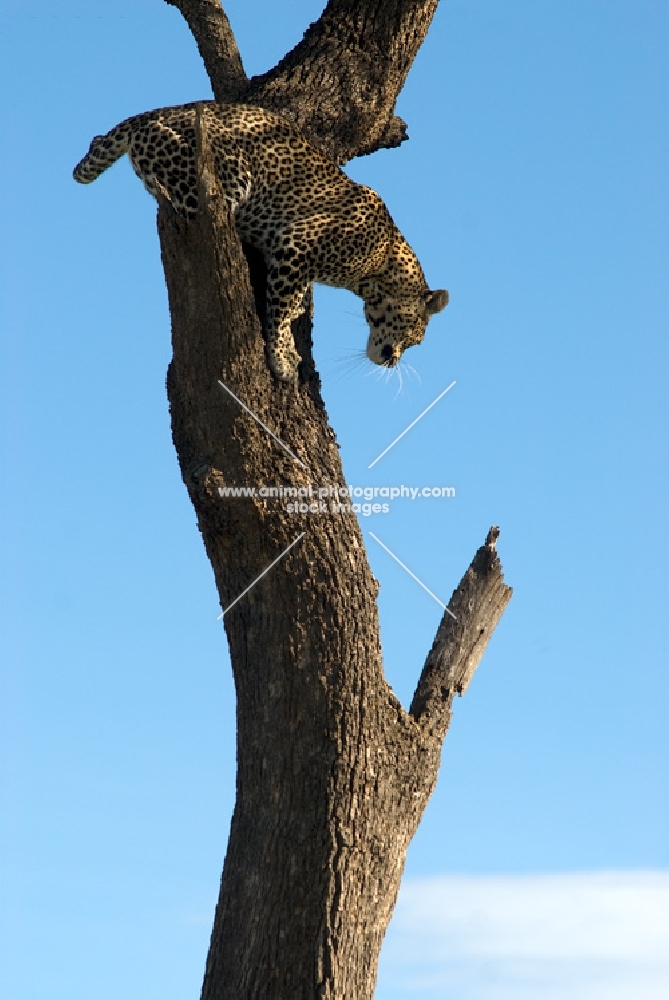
left=377, top=872, right=669, bottom=1000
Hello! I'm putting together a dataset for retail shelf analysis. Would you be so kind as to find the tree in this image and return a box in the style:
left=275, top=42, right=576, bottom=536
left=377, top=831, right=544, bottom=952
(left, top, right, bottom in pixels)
left=85, top=1, right=512, bottom=995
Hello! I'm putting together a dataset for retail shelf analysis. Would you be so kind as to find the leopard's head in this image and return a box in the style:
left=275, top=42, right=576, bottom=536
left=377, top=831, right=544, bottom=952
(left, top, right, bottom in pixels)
left=364, top=288, right=449, bottom=367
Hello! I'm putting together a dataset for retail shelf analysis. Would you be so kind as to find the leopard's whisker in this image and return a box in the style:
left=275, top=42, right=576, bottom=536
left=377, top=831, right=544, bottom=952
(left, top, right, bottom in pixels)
left=392, top=364, right=404, bottom=398
left=327, top=348, right=374, bottom=383
left=400, top=361, right=421, bottom=384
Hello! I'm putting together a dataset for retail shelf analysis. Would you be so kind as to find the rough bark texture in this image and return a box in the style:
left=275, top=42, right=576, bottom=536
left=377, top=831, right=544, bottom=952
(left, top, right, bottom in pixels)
left=151, top=3, right=512, bottom=997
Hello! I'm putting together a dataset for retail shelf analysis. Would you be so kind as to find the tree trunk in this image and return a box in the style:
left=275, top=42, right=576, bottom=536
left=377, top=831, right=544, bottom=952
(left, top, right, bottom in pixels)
left=150, top=3, right=512, bottom=996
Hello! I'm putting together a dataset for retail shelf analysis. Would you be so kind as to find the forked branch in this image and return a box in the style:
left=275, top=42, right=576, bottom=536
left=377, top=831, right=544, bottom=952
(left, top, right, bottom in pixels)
left=166, top=0, right=440, bottom=161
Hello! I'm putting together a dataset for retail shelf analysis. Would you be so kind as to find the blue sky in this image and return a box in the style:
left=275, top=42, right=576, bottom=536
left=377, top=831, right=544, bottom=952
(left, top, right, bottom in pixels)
left=1, top=2, right=667, bottom=998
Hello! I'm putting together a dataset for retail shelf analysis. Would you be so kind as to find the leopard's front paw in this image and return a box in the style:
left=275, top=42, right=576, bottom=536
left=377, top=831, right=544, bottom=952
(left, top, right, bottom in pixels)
left=268, top=345, right=301, bottom=383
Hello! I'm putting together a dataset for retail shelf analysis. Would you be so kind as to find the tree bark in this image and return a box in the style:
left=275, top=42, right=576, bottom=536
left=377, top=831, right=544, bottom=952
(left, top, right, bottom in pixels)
left=151, top=3, right=512, bottom=997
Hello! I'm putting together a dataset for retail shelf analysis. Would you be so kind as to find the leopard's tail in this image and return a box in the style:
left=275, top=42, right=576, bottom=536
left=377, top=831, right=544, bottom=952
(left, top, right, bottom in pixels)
left=73, top=116, right=138, bottom=184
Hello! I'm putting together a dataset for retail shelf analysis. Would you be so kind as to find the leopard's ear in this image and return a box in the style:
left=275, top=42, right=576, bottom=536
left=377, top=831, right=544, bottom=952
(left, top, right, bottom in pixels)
left=421, top=289, right=449, bottom=316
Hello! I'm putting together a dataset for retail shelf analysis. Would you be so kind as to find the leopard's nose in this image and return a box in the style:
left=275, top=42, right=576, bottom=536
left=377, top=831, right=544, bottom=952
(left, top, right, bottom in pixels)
left=381, top=345, right=394, bottom=362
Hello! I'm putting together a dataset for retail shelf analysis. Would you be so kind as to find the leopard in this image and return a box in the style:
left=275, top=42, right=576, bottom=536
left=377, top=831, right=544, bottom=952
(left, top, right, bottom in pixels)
left=73, top=102, right=448, bottom=382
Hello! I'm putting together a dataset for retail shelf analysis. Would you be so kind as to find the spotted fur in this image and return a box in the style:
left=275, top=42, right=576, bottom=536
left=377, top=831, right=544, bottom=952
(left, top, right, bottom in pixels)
left=74, top=102, right=448, bottom=381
